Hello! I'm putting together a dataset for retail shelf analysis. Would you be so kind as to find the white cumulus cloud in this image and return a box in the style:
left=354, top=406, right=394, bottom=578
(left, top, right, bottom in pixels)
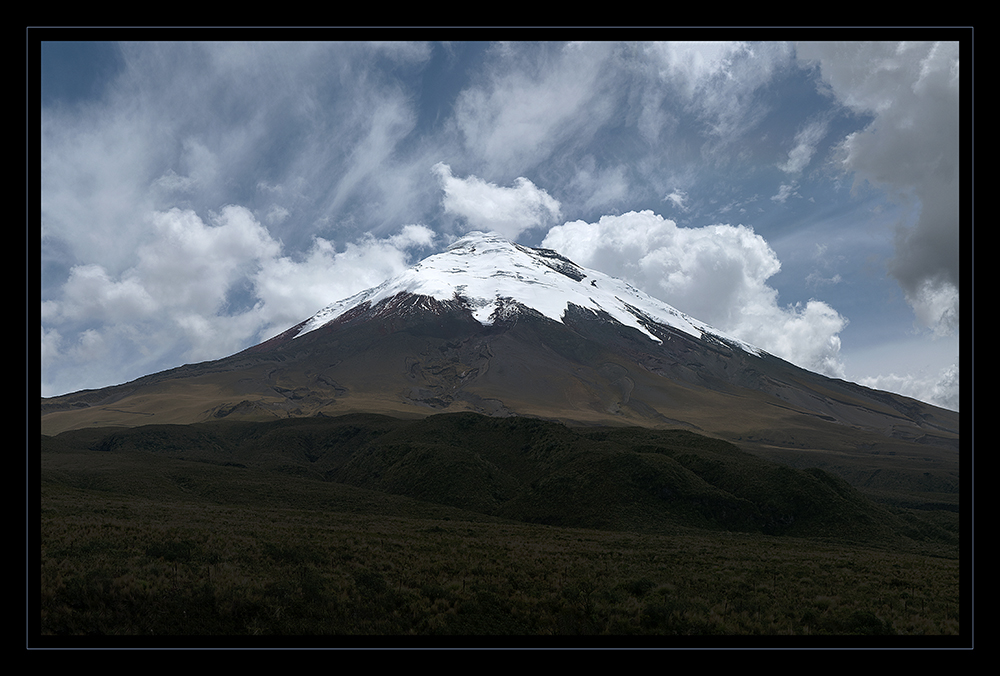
left=858, top=362, right=959, bottom=412
left=542, top=210, right=848, bottom=377
left=432, top=163, right=561, bottom=240
left=41, top=208, right=436, bottom=397
left=254, top=224, right=436, bottom=340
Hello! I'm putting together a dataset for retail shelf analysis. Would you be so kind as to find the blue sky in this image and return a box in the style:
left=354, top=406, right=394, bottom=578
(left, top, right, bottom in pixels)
left=38, top=38, right=966, bottom=411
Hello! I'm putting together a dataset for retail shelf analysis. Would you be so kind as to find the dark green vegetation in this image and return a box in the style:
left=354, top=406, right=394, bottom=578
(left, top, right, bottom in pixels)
left=39, top=412, right=961, bottom=639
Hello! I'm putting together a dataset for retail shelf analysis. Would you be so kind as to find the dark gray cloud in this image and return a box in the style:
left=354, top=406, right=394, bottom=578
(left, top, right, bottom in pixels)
left=795, top=41, right=960, bottom=336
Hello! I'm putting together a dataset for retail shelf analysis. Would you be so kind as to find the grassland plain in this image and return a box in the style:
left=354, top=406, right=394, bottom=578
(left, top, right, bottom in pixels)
left=36, top=413, right=963, bottom=644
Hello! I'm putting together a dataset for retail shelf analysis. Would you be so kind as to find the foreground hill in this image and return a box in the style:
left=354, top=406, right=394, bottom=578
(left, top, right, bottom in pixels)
left=41, top=412, right=957, bottom=551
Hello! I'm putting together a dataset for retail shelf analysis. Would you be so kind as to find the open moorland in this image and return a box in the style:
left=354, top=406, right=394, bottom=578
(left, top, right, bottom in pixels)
left=37, top=412, right=963, bottom=642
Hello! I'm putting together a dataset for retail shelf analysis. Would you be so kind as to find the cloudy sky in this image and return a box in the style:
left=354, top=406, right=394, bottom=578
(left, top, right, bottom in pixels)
left=38, top=38, right=966, bottom=411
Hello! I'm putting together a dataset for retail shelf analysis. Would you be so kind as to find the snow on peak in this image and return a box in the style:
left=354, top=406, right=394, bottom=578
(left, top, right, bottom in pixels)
left=295, top=230, right=764, bottom=357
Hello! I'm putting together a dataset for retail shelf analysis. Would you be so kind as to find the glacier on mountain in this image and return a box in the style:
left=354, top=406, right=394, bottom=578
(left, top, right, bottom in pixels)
left=294, top=231, right=765, bottom=358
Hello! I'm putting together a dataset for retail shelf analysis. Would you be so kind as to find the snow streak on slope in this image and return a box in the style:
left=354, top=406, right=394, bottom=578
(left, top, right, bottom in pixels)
left=295, top=231, right=765, bottom=357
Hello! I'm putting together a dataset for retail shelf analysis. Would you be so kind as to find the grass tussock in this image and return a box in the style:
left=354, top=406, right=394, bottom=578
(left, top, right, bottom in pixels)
left=39, top=481, right=960, bottom=639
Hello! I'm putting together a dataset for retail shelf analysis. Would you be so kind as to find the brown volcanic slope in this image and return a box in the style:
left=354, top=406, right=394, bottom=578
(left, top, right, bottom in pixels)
left=40, top=292, right=959, bottom=463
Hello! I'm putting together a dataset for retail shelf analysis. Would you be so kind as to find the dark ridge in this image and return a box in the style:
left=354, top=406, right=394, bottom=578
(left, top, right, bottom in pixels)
left=44, top=411, right=957, bottom=551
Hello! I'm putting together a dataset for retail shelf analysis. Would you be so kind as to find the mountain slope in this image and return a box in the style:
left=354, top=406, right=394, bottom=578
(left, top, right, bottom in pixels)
left=40, top=231, right=959, bottom=460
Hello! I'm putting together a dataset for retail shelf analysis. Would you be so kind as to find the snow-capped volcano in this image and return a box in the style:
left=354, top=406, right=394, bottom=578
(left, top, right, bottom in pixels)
left=294, top=231, right=763, bottom=356
left=41, top=231, right=958, bottom=452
